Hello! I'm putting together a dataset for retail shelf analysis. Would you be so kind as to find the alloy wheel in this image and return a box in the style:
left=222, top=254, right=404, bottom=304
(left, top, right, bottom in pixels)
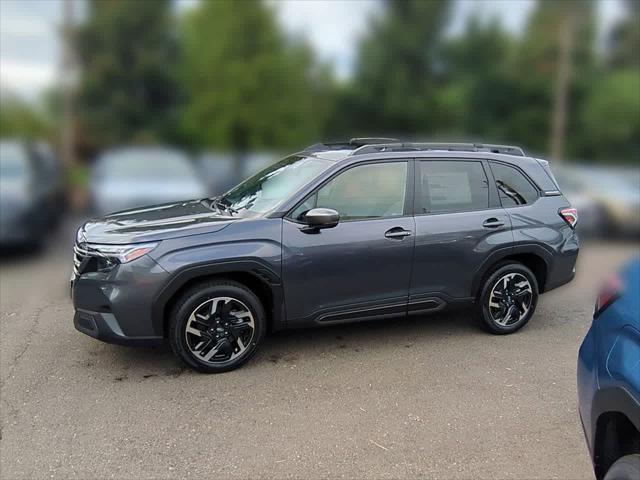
left=184, top=297, right=255, bottom=364
left=488, top=273, right=533, bottom=326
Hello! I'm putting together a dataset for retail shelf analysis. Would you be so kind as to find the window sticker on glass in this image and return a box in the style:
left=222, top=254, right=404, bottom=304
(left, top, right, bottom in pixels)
left=427, top=172, right=473, bottom=206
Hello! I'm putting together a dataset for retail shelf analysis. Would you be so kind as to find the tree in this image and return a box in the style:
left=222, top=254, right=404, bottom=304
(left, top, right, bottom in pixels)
left=0, top=95, right=51, bottom=140
left=180, top=0, right=329, bottom=154
left=438, top=16, right=516, bottom=140
left=75, top=0, right=180, bottom=151
left=606, top=0, right=640, bottom=68
left=337, top=0, right=451, bottom=137
left=580, top=70, right=640, bottom=163
left=510, top=0, right=596, bottom=158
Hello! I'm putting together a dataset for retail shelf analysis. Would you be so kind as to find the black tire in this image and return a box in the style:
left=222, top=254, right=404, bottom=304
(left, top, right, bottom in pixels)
left=477, top=261, right=539, bottom=334
left=604, top=455, right=640, bottom=480
left=168, top=279, right=266, bottom=373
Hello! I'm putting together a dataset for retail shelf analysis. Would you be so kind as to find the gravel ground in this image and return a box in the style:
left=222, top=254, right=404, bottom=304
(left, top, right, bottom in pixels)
left=1, top=223, right=638, bottom=479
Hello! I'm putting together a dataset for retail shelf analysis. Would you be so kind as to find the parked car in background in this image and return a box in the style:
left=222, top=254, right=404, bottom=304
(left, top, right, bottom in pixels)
left=34, top=141, right=66, bottom=222
left=71, top=139, right=579, bottom=373
left=0, top=139, right=64, bottom=248
left=578, top=258, right=640, bottom=480
left=196, top=152, right=236, bottom=197
left=554, top=167, right=606, bottom=237
left=555, top=166, right=640, bottom=238
left=89, top=147, right=207, bottom=216
left=197, top=151, right=279, bottom=197
left=242, top=152, right=277, bottom=178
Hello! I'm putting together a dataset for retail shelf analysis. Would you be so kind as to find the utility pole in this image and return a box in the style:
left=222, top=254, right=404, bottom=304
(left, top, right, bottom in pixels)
left=60, top=0, right=76, bottom=168
left=549, top=12, right=575, bottom=162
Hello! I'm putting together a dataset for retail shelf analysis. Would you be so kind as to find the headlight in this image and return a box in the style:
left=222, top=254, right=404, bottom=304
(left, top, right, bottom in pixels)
left=88, top=242, right=158, bottom=264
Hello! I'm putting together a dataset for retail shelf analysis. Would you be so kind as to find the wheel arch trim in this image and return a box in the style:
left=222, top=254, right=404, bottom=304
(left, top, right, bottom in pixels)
left=471, top=243, right=553, bottom=298
left=590, top=386, right=640, bottom=477
left=151, top=259, right=285, bottom=335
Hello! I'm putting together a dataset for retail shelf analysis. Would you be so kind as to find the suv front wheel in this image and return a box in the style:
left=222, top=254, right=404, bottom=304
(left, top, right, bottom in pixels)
left=478, top=262, right=539, bottom=334
left=169, top=280, right=266, bottom=373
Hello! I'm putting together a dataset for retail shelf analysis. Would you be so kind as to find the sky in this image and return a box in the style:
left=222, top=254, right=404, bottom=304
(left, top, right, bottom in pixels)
left=0, top=0, right=626, bottom=101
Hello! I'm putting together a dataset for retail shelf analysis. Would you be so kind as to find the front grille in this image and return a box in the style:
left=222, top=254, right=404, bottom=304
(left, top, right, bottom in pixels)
left=73, top=242, right=89, bottom=276
left=73, top=242, right=118, bottom=277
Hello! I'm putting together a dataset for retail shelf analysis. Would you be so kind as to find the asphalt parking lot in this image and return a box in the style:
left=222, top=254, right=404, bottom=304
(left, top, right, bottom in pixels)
left=1, top=223, right=638, bottom=479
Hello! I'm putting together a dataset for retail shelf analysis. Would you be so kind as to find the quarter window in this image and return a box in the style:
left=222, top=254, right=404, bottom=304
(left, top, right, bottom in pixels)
left=292, top=162, right=408, bottom=221
left=490, top=162, right=539, bottom=207
left=417, top=161, right=489, bottom=214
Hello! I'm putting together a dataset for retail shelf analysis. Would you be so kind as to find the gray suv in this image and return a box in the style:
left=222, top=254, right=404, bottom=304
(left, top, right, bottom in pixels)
left=71, top=139, right=579, bottom=373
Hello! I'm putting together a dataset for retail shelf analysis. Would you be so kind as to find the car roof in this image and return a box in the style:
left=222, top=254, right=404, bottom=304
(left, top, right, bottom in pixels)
left=296, top=139, right=560, bottom=194
left=300, top=139, right=532, bottom=165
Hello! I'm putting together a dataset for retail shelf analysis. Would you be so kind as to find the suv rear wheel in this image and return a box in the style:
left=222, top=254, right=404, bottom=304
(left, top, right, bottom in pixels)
left=477, top=262, right=539, bottom=334
left=169, top=280, right=266, bottom=373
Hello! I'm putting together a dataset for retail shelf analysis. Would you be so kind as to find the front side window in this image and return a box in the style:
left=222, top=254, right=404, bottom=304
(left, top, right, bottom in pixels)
left=490, top=162, right=539, bottom=207
left=417, top=161, right=489, bottom=214
left=293, top=162, right=408, bottom=221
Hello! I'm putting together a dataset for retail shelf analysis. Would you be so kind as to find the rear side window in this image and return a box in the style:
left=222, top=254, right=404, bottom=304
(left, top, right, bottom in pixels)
left=490, top=162, right=539, bottom=207
left=417, top=161, right=489, bottom=214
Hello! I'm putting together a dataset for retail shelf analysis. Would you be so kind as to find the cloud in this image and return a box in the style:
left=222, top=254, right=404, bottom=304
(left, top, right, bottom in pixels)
left=0, top=59, right=55, bottom=99
left=271, top=0, right=382, bottom=79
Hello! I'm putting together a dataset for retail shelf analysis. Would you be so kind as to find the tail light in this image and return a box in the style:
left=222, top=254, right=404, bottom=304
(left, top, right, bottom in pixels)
left=594, top=273, right=622, bottom=318
left=559, top=207, right=578, bottom=229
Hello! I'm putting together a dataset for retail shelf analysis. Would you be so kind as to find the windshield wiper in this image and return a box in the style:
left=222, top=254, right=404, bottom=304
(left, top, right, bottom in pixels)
left=204, top=196, right=238, bottom=215
left=216, top=201, right=237, bottom=215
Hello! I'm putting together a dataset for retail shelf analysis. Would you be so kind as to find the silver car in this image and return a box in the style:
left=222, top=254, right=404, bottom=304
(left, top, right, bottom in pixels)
left=90, top=147, right=207, bottom=216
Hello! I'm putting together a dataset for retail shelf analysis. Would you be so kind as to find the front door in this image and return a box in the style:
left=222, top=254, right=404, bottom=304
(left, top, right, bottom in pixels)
left=282, top=160, right=415, bottom=326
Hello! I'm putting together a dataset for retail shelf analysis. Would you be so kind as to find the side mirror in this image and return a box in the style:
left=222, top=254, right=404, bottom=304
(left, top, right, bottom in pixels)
left=302, top=208, right=340, bottom=232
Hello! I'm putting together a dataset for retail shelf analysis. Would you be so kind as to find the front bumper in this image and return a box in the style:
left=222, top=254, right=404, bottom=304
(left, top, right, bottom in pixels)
left=74, top=309, right=163, bottom=346
left=71, top=255, right=169, bottom=346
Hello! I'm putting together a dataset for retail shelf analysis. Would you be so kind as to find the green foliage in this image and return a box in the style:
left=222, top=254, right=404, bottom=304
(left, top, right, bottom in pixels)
left=75, top=0, right=180, bottom=150
left=336, top=0, right=451, bottom=136
left=180, top=0, right=329, bottom=150
left=61, top=0, right=639, bottom=165
left=607, top=0, right=640, bottom=68
left=509, top=0, right=596, bottom=156
left=67, top=163, right=89, bottom=187
left=0, top=96, right=51, bottom=140
left=579, top=70, right=640, bottom=162
left=439, top=16, right=515, bottom=140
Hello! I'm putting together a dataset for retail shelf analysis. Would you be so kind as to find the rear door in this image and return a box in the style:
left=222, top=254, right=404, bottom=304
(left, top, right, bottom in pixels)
left=282, top=160, right=415, bottom=326
left=409, top=159, right=512, bottom=312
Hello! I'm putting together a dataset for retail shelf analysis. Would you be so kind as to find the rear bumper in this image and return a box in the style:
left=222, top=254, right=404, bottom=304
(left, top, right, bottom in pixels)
left=545, top=237, right=579, bottom=292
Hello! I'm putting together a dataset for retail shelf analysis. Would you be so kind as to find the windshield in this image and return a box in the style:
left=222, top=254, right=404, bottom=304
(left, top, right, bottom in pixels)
left=219, top=155, right=332, bottom=215
left=96, top=150, right=197, bottom=181
left=0, top=142, right=29, bottom=179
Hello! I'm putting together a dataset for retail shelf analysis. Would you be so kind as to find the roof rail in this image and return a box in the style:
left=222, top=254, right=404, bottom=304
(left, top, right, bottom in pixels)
left=351, top=142, right=526, bottom=157
left=302, top=138, right=399, bottom=154
left=302, top=142, right=354, bottom=153
left=349, top=137, right=398, bottom=147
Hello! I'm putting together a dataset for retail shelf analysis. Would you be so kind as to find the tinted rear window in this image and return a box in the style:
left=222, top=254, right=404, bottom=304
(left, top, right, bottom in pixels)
left=418, top=161, right=489, bottom=214
left=490, top=162, right=539, bottom=207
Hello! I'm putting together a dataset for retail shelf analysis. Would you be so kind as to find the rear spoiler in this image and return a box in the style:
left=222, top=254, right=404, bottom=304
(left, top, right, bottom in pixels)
left=536, top=158, right=562, bottom=196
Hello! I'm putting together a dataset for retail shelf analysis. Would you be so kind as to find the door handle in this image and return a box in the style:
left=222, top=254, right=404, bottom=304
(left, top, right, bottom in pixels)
left=483, top=218, right=505, bottom=229
left=384, top=227, right=412, bottom=239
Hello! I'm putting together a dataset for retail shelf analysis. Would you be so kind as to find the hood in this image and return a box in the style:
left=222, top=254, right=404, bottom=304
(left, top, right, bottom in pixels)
left=80, top=199, right=238, bottom=244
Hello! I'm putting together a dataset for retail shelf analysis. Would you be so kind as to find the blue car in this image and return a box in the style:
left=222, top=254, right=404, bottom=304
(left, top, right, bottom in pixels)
left=578, top=258, right=640, bottom=479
